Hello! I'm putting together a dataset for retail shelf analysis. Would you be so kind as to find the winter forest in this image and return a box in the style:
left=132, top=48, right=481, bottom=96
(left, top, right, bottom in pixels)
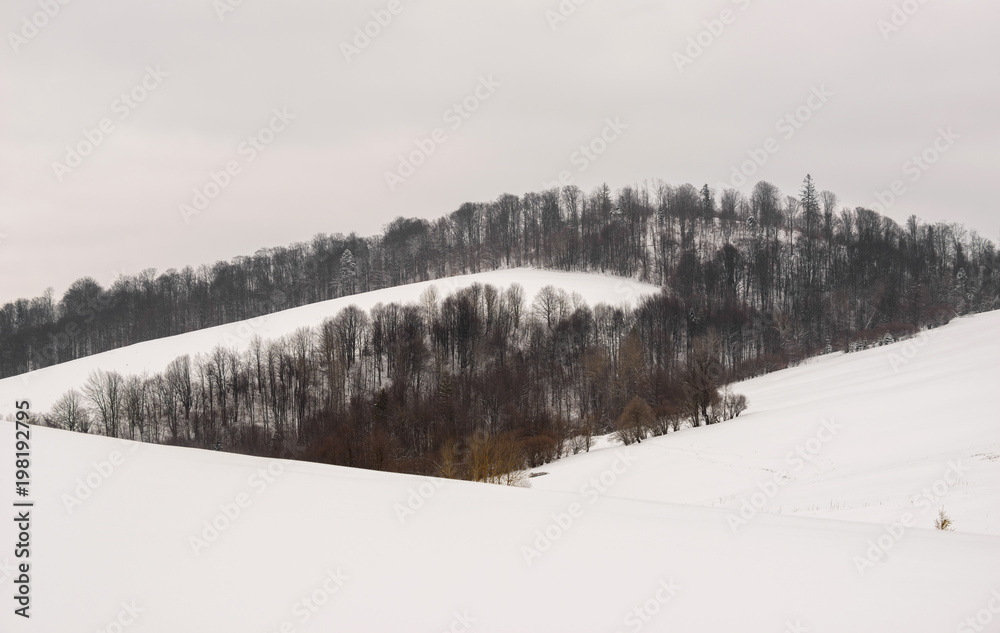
left=4, top=176, right=998, bottom=480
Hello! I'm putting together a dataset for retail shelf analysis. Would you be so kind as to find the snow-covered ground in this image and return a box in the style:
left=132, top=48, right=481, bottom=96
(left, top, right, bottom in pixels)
left=532, top=310, right=1000, bottom=537
left=0, top=309, right=998, bottom=630
left=1, top=421, right=998, bottom=631
left=0, top=268, right=660, bottom=413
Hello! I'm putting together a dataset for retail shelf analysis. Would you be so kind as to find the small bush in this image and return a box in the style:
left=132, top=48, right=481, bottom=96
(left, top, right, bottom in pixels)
left=935, top=508, right=954, bottom=531
left=651, top=402, right=682, bottom=436
left=720, top=389, right=749, bottom=420
left=616, top=397, right=654, bottom=445
left=925, top=304, right=956, bottom=328
left=521, top=434, right=559, bottom=468
left=569, top=431, right=593, bottom=454
left=847, top=322, right=919, bottom=352
left=468, top=431, right=526, bottom=487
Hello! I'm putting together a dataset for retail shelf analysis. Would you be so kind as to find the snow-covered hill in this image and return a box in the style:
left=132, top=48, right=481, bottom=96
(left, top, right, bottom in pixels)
left=1, top=420, right=998, bottom=631
left=0, top=268, right=659, bottom=412
left=0, top=309, right=998, bottom=631
left=532, top=310, right=1000, bottom=537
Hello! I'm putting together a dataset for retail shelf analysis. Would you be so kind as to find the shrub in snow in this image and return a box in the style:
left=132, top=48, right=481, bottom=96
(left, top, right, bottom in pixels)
left=935, top=508, right=954, bottom=531
left=616, top=397, right=654, bottom=445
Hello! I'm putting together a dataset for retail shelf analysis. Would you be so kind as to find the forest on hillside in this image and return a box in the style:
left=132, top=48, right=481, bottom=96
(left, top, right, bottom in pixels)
left=47, top=281, right=757, bottom=481
left=6, top=175, right=999, bottom=480
left=3, top=176, right=996, bottom=380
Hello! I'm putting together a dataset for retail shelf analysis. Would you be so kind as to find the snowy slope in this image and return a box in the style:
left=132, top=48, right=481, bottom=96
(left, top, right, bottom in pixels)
left=0, top=424, right=998, bottom=632
left=1, top=295, right=997, bottom=631
left=532, top=310, right=1000, bottom=536
left=0, top=268, right=659, bottom=412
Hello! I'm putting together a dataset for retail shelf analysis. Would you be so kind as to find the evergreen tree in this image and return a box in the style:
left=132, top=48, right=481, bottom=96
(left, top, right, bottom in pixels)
left=338, top=249, right=358, bottom=296
left=700, top=184, right=715, bottom=219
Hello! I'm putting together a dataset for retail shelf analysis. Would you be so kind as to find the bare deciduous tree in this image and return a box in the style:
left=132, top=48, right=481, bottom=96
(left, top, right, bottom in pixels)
left=50, top=389, right=90, bottom=433
left=83, top=369, right=124, bottom=438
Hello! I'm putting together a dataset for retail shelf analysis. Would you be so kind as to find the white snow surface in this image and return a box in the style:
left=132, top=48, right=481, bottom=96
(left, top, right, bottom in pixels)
left=532, top=310, right=1000, bottom=537
left=0, top=268, right=659, bottom=413
left=1, top=286, right=998, bottom=631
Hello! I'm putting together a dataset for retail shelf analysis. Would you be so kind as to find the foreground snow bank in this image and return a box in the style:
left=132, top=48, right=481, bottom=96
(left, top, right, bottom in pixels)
left=534, top=310, right=1000, bottom=537
left=0, top=423, right=997, bottom=632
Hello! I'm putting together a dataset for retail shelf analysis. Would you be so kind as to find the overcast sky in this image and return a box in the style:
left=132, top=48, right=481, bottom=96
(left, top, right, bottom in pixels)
left=1, top=0, right=998, bottom=304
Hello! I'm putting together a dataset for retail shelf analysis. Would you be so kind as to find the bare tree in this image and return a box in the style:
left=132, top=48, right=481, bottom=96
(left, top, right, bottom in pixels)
left=531, top=285, right=568, bottom=329
left=681, top=337, right=722, bottom=427
left=83, top=369, right=124, bottom=437
left=165, top=355, right=193, bottom=437
left=122, top=373, right=150, bottom=440
left=50, top=389, right=91, bottom=433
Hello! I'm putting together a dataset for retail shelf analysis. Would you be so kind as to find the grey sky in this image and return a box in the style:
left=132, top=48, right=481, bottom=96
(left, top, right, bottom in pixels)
left=1, top=0, right=998, bottom=304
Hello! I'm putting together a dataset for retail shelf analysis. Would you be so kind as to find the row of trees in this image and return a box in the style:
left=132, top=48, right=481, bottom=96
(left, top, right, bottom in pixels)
left=3, top=176, right=997, bottom=379
left=44, top=283, right=749, bottom=480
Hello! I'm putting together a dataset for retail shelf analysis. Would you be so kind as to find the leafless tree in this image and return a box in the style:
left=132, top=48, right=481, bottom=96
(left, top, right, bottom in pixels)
left=50, top=389, right=90, bottom=433
left=83, top=369, right=124, bottom=437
